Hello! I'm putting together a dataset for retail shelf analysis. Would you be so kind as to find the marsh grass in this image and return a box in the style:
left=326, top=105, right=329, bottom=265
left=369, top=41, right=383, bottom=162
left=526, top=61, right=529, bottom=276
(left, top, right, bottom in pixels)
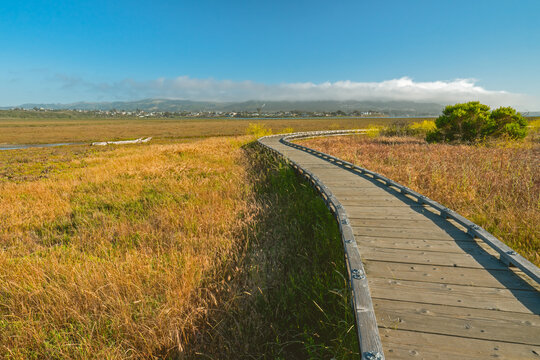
left=0, top=137, right=255, bottom=358
left=0, top=113, right=411, bottom=145
left=1, top=137, right=358, bottom=359
left=183, top=143, right=358, bottom=358
left=300, top=135, right=539, bottom=265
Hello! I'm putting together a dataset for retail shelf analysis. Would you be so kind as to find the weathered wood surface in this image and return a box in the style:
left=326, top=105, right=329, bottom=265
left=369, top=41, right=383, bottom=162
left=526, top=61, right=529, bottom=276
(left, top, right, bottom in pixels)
left=259, top=134, right=540, bottom=359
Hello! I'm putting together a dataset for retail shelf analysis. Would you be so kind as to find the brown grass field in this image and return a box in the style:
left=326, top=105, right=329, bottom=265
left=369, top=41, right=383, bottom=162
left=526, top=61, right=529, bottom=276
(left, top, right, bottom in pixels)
left=2, top=113, right=537, bottom=358
left=0, top=111, right=406, bottom=145
left=300, top=135, right=540, bottom=265
left=0, top=128, right=359, bottom=358
left=0, top=137, right=257, bottom=358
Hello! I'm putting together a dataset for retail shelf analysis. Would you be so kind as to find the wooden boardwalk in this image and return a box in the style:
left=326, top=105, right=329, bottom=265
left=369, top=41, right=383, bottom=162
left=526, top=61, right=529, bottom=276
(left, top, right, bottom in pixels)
left=259, top=134, right=540, bottom=359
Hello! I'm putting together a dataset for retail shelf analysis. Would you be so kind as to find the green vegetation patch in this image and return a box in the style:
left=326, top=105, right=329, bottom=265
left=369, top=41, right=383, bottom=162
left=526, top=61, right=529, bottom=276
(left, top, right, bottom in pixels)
left=186, top=143, right=359, bottom=359
left=427, top=101, right=528, bottom=143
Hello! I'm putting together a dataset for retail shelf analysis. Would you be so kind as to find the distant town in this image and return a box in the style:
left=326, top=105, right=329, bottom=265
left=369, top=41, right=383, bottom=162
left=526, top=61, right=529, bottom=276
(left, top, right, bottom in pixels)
left=8, top=107, right=387, bottom=118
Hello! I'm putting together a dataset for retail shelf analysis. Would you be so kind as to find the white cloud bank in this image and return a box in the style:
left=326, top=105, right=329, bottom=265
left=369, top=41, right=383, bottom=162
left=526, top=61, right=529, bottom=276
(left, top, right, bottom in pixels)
left=59, top=75, right=539, bottom=109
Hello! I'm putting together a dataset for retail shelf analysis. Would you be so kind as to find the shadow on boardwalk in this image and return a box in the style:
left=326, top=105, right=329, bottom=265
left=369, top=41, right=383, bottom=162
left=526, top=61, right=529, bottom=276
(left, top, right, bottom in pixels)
left=297, top=145, right=540, bottom=315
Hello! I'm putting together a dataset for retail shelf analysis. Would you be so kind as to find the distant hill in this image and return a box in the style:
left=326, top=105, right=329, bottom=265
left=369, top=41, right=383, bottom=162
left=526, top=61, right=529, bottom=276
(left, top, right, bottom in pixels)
left=12, top=99, right=445, bottom=116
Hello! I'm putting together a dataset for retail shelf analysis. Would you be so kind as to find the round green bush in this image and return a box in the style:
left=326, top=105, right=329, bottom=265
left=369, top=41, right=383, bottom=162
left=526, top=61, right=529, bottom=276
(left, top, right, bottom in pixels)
left=427, top=101, right=528, bottom=143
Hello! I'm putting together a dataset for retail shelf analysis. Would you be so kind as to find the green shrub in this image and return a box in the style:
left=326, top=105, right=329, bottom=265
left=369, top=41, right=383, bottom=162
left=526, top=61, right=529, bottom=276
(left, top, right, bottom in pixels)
left=427, top=101, right=528, bottom=143
left=430, top=101, right=491, bottom=142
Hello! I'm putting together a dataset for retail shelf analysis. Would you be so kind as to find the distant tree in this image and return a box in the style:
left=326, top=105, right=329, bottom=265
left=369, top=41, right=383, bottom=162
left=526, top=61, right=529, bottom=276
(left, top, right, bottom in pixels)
left=426, top=101, right=528, bottom=143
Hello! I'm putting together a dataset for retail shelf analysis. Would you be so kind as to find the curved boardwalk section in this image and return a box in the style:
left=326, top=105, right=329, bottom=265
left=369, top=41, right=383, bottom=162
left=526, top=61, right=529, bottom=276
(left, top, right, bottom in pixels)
left=259, top=132, right=540, bottom=360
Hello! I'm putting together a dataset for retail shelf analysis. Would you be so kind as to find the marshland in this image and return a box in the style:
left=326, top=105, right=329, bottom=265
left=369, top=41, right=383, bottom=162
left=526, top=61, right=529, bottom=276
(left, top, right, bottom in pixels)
left=1, top=112, right=538, bottom=358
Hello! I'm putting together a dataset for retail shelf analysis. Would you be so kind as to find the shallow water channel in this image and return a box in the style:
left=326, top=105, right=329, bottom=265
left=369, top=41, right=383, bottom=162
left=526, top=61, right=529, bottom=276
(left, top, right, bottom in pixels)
left=0, top=142, right=84, bottom=151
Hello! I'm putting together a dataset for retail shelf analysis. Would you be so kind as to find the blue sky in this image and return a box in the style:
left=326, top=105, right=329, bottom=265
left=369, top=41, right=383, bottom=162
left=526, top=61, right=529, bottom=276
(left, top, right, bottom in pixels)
left=1, top=0, right=539, bottom=109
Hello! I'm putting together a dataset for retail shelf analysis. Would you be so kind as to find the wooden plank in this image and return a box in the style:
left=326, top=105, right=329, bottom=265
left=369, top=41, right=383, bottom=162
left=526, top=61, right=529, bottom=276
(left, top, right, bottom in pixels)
left=350, top=213, right=433, bottom=221
left=316, top=176, right=374, bottom=186
left=359, top=246, right=506, bottom=269
left=332, top=188, right=404, bottom=196
left=302, top=165, right=342, bottom=170
left=321, top=180, right=377, bottom=186
left=325, top=181, right=400, bottom=190
left=338, top=196, right=422, bottom=204
left=336, top=197, right=420, bottom=207
left=350, top=218, right=454, bottom=230
left=328, top=193, right=411, bottom=199
left=320, top=183, right=396, bottom=191
left=363, top=260, right=536, bottom=290
left=289, top=160, right=334, bottom=166
left=329, top=184, right=405, bottom=195
left=374, top=298, right=540, bottom=345
left=353, top=226, right=471, bottom=240
left=275, top=143, right=386, bottom=357
left=339, top=200, right=424, bottom=207
left=355, top=236, right=484, bottom=253
left=346, top=206, right=440, bottom=220
left=379, top=329, right=540, bottom=360
left=315, top=170, right=368, bottom=178
left=368, top=277, right=540, bottom=314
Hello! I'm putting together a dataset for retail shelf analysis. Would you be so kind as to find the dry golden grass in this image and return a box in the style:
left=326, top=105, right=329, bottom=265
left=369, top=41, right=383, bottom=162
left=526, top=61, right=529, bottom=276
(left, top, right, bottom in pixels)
left=0, top=113, right=363, bottom=359
left=0, top=137, right=255, bottom=358
left=300, top=136, right=539, bottom=265
left=0, top=113, right=412, bottom=145
left=1, top=135, right=358, bottom=359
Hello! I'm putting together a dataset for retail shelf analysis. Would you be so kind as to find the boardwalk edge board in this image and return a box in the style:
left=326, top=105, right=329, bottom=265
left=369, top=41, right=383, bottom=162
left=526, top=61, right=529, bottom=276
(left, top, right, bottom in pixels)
left=258, top=129, right=540, bottom=359
left=258, top=131, right=385, bottom=360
